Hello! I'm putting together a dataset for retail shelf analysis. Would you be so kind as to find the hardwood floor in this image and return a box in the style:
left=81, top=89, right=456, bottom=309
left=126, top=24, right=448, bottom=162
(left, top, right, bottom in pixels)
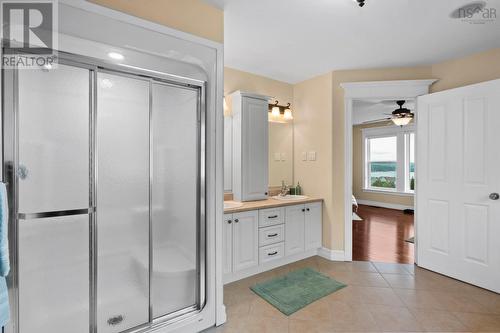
left=353, top=204, right=414, bottom=264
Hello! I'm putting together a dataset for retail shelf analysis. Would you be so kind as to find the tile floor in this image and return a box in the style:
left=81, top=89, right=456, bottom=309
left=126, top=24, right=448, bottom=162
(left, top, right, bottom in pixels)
left=213, top=256, right=500, bottom=333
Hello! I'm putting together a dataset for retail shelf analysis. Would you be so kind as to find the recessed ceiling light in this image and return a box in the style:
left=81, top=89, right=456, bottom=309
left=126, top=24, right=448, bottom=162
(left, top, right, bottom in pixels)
left=108, top=52, right=124, bottom=60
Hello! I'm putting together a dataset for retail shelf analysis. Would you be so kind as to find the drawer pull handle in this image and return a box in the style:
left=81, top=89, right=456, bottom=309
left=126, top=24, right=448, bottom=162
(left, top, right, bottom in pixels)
left=267, top=233, right=278, bottom=237
left=268, top=215, right=278, bottom=219
left=268, top=251, right=278, bottom=256
left=234, top=219, right=239, bottom=223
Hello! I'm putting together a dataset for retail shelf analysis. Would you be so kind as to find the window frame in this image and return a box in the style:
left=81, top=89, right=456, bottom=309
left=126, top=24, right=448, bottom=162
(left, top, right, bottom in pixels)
left=362, top=125, right=415, bottom=195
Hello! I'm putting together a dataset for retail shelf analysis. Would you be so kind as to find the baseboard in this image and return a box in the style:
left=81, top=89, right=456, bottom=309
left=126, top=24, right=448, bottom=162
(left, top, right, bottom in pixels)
left=357, top=199, right=413, bottom=211
left=317, top=247, right=345, bottom=261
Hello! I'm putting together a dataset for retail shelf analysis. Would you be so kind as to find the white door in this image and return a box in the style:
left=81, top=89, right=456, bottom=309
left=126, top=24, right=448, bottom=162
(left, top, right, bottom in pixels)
left=417, top=79, right=500, bottom=292
left=285, top=205, right=305, bottom=255
left=223, top=214, right=233, bottom=275
left=232, top=210, right=259, bottom=272
left=305, top=202, right=322, bottom=250
left=241, top=97, right=269, bottom=200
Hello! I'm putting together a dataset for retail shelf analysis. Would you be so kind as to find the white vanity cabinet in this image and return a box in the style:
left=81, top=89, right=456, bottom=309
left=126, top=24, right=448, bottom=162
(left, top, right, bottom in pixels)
left=223, top=211, right=259, bottom=274
left=223, top=201, right=323, bottom=284
left=230, top=91, right=270, bottom=201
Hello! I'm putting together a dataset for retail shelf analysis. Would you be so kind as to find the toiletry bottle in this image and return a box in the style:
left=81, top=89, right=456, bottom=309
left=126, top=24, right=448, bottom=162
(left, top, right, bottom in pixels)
left=296, top=182, right=302, bottom=195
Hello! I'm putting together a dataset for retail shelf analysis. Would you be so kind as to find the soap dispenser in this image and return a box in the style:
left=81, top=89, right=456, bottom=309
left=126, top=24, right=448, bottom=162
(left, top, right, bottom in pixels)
left=296, top=182, right=302, bottom=195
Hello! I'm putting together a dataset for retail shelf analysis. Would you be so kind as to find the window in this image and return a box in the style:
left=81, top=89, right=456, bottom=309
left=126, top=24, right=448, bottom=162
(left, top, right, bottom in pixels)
left=363, top=126, right=415, bottom=194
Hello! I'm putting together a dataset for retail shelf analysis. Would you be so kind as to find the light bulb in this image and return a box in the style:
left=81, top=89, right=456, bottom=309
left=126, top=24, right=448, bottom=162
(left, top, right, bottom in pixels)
left=272, top=106, right=280, bottom=117
left=284, top=108, right=293, bottom=120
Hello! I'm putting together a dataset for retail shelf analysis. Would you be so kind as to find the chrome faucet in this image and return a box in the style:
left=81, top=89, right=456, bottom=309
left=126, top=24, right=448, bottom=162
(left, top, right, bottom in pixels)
left=279, top=180, right=289, bottom=197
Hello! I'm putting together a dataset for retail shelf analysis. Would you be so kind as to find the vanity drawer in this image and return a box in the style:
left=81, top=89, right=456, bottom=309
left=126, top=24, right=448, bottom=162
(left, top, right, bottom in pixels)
left=259, top=224, right=285, bottom=246
left=259, top=207, right=284, bottom=227
left=259, top=242, right=284, bottom=264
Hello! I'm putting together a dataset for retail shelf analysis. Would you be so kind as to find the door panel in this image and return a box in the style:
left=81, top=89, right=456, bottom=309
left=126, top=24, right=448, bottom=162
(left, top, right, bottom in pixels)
left=223, top=214, right=233, bottom=275
left=232, top=211, right=258, bottom=272
left=18, top=215, right=89, bottom=333
left=285, top=205, right=305, bottom=256
left=17, top=65, right=91, bottom=333
left=417, top=79, right=500, bottom=292
left=151, top=83, right=201, bottom=318
left=96, top=72, right=150, bottom=332
left=305, top=202, right=322, bottom=250
left=18, top=64, right=89, bottom=213
left=242, top=97, right=269, bottom=200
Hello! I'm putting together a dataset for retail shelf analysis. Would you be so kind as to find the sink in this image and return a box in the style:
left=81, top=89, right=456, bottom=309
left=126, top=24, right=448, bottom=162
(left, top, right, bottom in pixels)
left=272, top=195, right=309, bottom=201
left=224, top=201, right=244, bottom=209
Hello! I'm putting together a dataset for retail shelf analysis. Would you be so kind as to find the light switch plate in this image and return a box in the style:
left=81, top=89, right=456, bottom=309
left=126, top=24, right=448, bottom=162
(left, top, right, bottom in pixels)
left=301, top=152, right=307, bottom=161
left=280, top=153, right=286, bottom=161
left=308, top=151, right=317, bottom=161
left=274, top=152, right=281, bottom=161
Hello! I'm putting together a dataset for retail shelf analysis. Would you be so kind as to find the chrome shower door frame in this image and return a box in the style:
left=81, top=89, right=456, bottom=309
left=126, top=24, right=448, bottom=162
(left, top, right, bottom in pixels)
left=1, top=50, right=207, bottom=333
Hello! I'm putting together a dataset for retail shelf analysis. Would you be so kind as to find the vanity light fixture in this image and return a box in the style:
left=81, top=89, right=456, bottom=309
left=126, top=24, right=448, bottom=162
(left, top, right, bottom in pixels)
left=108, top=52, right=124, bottom=60
left=268, top=101, right=293, bottom=122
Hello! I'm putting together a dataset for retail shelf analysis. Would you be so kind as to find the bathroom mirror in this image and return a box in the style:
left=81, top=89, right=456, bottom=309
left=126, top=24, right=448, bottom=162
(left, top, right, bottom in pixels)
left=223, top=115, right=294, bottom=193
left=268, top=121, right=293, bottom=188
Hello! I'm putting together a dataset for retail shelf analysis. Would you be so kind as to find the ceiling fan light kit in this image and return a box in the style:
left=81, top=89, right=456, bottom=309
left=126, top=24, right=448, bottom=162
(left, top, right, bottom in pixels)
left=391, top=100, right=414, bottom=127
left=356, top=0, right=366, bottom=7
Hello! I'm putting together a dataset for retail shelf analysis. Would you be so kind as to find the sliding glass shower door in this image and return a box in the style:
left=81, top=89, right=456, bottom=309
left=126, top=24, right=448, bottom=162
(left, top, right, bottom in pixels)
left=151, top=83, right=202, bottom=318
left=6, top=55, right=205, bottom=333
left=96, top=72, right=150, bottom=332
left=17, top=64, right=91, bottom=333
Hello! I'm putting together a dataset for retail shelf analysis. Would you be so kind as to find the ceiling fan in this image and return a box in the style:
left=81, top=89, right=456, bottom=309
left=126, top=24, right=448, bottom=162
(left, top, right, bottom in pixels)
left=362, top=100, right=414, bottom=126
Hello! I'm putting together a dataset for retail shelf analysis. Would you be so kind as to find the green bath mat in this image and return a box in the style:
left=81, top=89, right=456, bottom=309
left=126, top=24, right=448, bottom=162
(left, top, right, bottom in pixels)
left=250, top=267, right=346, bottom=316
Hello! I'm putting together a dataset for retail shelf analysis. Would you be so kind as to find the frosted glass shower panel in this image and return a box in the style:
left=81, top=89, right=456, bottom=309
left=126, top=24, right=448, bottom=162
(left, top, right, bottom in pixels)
left=96, top=72, right=150, bottom=332
left=18, top=64, right=90, bottom=213
left=18, top=215, right=90, bottom=333
left=151, top=83, right=201, bottom=318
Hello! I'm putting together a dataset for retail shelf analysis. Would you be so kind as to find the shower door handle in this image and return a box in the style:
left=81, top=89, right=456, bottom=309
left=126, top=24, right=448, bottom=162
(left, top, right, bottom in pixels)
left=18, top=207, right=95, bottom=220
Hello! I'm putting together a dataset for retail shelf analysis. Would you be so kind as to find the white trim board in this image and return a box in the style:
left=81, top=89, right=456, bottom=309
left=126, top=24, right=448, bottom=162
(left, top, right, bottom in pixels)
left=357, top=199, right=414, bottom=211
left=342, top=79, right=436, bottom=263
left=317, top=248, right=346, bottom=261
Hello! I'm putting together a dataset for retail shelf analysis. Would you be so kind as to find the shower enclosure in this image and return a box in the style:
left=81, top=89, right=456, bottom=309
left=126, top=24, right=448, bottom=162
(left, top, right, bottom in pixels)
left=2, top=52, right=206, bottom=333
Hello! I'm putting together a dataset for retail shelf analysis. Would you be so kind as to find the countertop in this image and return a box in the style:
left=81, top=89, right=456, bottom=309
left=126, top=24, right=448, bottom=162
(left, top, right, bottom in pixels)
left=224, top=197, right=323, bottom=214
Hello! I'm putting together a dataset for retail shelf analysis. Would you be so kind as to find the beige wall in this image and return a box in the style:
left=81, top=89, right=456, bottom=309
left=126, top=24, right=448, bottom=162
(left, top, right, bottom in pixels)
left=293, top=73, right=334, bottom=249
left=431, top=48, right=500, bottom=93
left=224, top=67, right=294, bottom=107
left=89, top=0, right=224, bottom=43
left=352, top=122, right=414, bottom=207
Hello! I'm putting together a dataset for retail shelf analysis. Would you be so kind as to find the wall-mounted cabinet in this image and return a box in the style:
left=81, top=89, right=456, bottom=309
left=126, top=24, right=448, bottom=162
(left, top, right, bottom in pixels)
left=230, top=91, right=271, bottom=201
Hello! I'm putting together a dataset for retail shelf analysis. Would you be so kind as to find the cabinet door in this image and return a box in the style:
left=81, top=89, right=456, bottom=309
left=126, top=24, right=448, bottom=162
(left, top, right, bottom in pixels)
left=232, top=210, right=259, bottom=271
left=223, top=214, right=233, bottom=275
left=305, top=202, right=322, bottom=250
left=242, top=97, right=269, bottom=200
left=285, top=205, right=305, bottom=256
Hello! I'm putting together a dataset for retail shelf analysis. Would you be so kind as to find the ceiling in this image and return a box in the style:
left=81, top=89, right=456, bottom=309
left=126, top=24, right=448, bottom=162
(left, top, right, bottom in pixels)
left=352, top=99, right=415, bottom=125
left=204, top=0, right=500, bottom=83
